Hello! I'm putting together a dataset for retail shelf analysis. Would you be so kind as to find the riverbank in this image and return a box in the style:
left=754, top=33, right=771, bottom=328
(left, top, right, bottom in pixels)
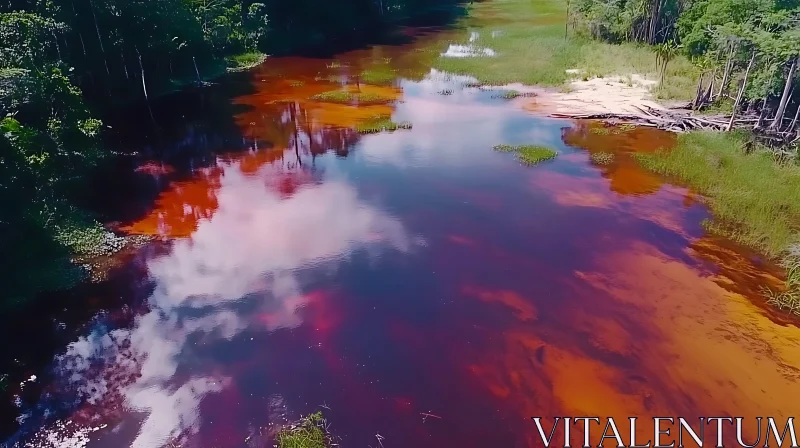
left=429, top=0, right=800, bottom=313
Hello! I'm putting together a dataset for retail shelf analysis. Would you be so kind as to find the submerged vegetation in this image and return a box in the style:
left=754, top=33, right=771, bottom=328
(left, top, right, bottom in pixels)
left=590, top=151, right=615, bottom=164
left=276, top=412, right=332, bottom=448
left=494, top=144, right=558, bottom=165
left=354, top=116, right=412, bottom=134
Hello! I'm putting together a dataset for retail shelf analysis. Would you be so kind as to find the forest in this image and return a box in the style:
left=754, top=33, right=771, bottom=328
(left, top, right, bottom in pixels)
left=0, top=0, right=465, bottom=306
left=574, top=0, right=800, bottom=137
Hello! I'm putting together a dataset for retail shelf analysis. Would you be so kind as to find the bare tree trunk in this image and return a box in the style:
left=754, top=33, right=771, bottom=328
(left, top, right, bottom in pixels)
left=693, top=72, right=705, bottom=110
left=727, top=50, right=755, bottom=131
left=770, top=56, right=797, bottom=131
left=136, top=47, right=156, bottom=124
left=88, top=0, right=110, bottom=76
left=193, top=56, right=202, bottom=83
left=648, top=0, right=662, bottom=44
left=788, top=102, right=800, bottom=132
left=51, top=30, right=63, bottom=61
left=716, top=44, right=735, bottom=101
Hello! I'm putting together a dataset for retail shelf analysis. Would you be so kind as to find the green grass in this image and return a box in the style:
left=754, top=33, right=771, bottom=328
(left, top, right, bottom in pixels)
left=225, top=52, right=267, bottom=71
left=494, top=144, right=557, bottom=165
left=354, top=115, right=412, bottom=134
left=517, top=146, right=558, bottom=165
left=635, top=131, right=800, bottom=311
left=636, top=131, right=800, bottom=257
left=590, top=151, right=615, bottom=165
left=276, top=412, right=329, bottom=448
left=432, top=0, right=698, bottom=100
left=589, top=123, right=637, bottom=136
left=309, top=90, right=393, bottom=104
left=361, top=67, right=396, bottom=84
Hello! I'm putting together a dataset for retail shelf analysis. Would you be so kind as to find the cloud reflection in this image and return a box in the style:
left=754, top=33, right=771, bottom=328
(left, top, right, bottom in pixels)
left=54, top=159, right=411, bottom=447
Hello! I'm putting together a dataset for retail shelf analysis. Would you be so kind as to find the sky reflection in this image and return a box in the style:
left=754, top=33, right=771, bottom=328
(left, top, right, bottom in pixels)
left=55, top=159, right=412, bottom=447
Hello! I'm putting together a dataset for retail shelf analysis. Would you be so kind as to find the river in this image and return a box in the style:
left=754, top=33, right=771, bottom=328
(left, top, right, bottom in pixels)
left=4, top=22, right=800, bottom=448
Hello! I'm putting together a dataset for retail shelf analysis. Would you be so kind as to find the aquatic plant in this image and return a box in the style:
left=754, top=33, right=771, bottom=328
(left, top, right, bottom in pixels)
left=618, top=123, right=637, bottom=132
left=361, top=68, right=396, bottom=84
left=438, top=89, right=454, bottom=95
left=225, top=52, right=267, bottom=72
left=500, top=90, right=521, bottom=99
left=590, top=151, right=615, bottom=165
left=309, top=90, right=392, bottom=104
left=516, top=146, right=558, bottom=165
left=276, top=412, right=332, bottom=448
left=289, top=80, right=306, bottom=87
left=326, top=61, right=346, bottom=69
left=355, top=116, right=412, bottom=134
left=493, top=144, right=557, bottom=165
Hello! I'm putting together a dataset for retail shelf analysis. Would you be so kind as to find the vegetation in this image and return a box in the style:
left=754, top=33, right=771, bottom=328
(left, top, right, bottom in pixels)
left=494, top=144, right=558, bottom=165
left=590, top=151, right=615, bottom=164
left=361, top=67, right=396, bottom=84
left=0, top=0, right=465, bottom=308
left=309, top=90, right=393, bottom=104
left=517, top=146, right=559, bottom=165
left=276, top=412, right=331, bottom=448
left=354, top=115, right=412, bottom=134
left=225, top=52, right=267, bottom=71
left=635, top=131, right=800, bottom=309
left=433, top=0, right=699, bottom=99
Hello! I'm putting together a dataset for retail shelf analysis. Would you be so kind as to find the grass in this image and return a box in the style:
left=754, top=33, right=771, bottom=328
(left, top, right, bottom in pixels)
left=589, top=123, right=638, bottom=136
left=276, top=412, right=330, bottom=448
left=225, top=52, right=267, bottom=72
left=361, top=67, right=396, bottom=84
left=494, top=144, right=558, bottom=165
left=518, top=146, right=558, bottom=165
left=309, top=90, right=393, bottom=104
left=354, top=115, right=412, bottom=134
left=635, top=131, right=800, bottom=311
left=590, top=151, right=615, bottom=165
left=432, top=0, right=699, bottom=100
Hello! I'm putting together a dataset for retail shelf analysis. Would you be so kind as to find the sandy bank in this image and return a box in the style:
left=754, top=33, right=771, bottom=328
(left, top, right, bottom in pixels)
left=511, top=73, right=668, bottom=117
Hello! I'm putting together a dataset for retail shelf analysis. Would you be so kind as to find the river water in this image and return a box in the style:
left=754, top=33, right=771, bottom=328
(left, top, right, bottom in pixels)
left=5, top=24, right=800, bottom=448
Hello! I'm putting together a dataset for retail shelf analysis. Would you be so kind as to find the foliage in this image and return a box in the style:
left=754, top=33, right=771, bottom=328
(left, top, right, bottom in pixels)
left=433, top=0, right=699, bottom=100
left=493, top=144, right=558, bottom=165
left=309, top=90, right=393, bottom=104
left=636, top=131, right=800, bottom=257
left=354, top=115, right=412, bottom=133
left=517, top=146, right=559, bottom=165
left=276, top=412, right=330, bottom=448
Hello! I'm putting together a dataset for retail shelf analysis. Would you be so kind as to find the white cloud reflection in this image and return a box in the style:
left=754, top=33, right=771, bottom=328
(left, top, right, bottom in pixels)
left=49, top=160, right=411, bottom=447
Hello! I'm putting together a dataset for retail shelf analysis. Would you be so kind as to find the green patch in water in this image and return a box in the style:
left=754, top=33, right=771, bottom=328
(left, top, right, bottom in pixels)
left=517, top=146, right=558, bottom=165
left=309, top=90, right=393, bottom=104
left=361, top=68, right=396, bottom=84
left=493, top=144, right=557, bottom=165
left=355, top=116, right=412, bottom=134
left=276, top=412, right=331, bottom=448
left=289, top=80, right=306, bottom=87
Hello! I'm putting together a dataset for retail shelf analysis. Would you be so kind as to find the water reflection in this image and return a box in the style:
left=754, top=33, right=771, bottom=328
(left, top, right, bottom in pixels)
left=10, top=28, right=800, bottom=448
left=53, top=158, right=411, bottom=447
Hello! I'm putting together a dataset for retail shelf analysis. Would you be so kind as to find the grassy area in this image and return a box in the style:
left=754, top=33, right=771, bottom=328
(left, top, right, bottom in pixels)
left=225, top=52, right=267, bottom=72
left=493, top=144, right=558, bottom=165
left=433, top=0, right=698, bottom=100
left=354, top=115, right=412, bottom=134
left=309, top=90, right=393, bottom=104
left=635, top=131, right=800, bottom=313
left=276, top=412, right=330, bottom=448
left=361, top=67, right=396, bottom=84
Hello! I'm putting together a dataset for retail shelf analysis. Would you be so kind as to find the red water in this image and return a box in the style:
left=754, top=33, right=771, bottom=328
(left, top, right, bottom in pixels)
left=9, top=27, right=800, bottom=448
